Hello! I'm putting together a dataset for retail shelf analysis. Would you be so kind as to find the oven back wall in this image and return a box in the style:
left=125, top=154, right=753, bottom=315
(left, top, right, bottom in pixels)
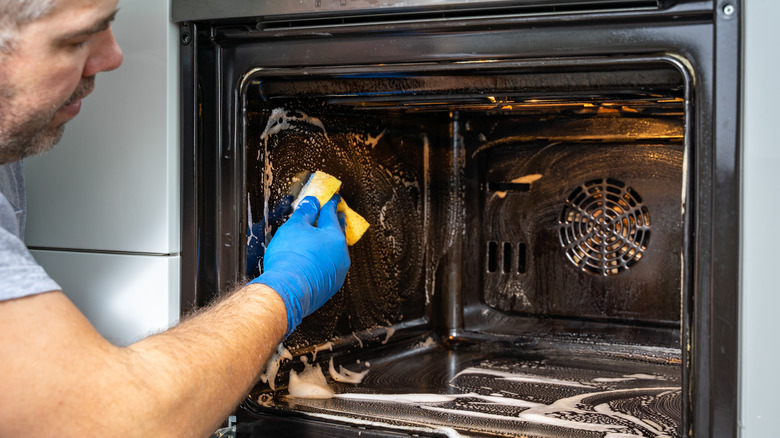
left=238, top=62, right=686, bottom=347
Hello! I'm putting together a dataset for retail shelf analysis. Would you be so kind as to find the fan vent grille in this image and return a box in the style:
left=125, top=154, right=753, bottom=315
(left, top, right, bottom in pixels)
left=559, top=178, right=650, bottom=276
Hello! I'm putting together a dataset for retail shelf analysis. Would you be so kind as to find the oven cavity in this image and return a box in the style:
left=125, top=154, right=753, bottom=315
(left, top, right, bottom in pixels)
left=239, top=58, right=688, bottom=437
left=243, top=61, right=686, bottom=344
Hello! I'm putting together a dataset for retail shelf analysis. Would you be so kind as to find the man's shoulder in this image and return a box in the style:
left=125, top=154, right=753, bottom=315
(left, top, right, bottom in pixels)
left=0, top=165, right=60, bottom=301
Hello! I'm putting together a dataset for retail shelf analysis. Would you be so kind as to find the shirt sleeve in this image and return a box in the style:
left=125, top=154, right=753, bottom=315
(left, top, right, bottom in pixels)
left=0, top=198, right=60, bottom=301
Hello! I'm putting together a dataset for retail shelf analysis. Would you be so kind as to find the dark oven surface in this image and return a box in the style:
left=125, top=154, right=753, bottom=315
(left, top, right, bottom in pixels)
left=240, top=338, right=681, bottom=437
left=241, top=60, right=687, bottom=346
left=235, top=60, right=686, bottom=437
left=179, top=1, right=740, bottom=436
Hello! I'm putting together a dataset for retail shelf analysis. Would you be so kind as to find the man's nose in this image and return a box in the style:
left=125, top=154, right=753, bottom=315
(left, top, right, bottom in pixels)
left=83, top=27, right=124, bottom=77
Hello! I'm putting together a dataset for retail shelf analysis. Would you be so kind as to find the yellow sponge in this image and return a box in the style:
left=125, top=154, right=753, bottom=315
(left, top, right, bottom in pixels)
left=337, top=197, right=371, bottom=246
left=292, top=171, right=342, bottom=210
left=292, top=170, right=369, bottom=245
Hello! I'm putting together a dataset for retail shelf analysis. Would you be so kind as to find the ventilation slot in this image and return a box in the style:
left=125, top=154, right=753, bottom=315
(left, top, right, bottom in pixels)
left=487, top=182, right=531, bottom=193
left=487, top=241, right=527, bottom=274
left=487, top=241, right=498, bottom=273
left=503, top=242, right=513, bottom=273
left=558, top=178, right=651, bottom=276
left=518, top=243, right=527, bottom=274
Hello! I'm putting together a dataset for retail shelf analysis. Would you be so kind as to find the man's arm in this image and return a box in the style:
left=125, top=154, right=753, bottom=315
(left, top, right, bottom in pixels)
left=0, top=195, right=349, bottom=437
left=0, top=284, right=285, bottom=437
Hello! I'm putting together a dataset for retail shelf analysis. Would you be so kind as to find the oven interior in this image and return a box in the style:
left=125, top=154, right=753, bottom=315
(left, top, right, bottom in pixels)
left=238, top=59, right=686, bottom=437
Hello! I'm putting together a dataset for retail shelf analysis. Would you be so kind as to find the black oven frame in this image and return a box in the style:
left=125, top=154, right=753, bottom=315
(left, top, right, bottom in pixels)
left=177, top=1, right=741, bottom=436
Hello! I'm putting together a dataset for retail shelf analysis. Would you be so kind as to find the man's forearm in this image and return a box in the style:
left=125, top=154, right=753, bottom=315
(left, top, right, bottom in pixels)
left=122, top=283, right=287, bottom=436
left=0, top=284, right=287, bottom=438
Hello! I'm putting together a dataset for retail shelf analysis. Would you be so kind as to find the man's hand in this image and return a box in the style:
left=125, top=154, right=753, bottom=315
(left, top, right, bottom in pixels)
left=250, top=194, right=350, bottom=336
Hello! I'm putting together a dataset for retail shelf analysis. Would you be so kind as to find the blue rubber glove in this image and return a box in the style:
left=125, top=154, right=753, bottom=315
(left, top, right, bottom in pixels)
left=249, top=195, right=350, bottom=337
left=246, top=195, right=293, bottom=277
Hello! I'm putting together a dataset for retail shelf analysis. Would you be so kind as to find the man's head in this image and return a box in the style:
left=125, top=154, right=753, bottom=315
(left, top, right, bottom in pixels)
left=0, top=0, right=123, bottom=165
left=0, top=1, right=55, bottom=54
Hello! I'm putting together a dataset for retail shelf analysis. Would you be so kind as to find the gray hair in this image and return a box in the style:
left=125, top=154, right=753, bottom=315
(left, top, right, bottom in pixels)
left=0, top=0, right=56, bottom=53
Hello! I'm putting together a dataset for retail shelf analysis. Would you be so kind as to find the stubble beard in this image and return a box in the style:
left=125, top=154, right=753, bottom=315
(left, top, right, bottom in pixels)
left=0, top=76, right=94, bottom=165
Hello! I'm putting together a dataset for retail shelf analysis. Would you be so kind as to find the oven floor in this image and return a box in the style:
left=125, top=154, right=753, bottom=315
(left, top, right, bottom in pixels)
left=242, top=336, right=681, bottom=437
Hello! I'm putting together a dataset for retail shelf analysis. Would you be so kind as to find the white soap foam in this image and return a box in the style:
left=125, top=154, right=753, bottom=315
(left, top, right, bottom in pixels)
left=420, top=405, right=527, bottom=422
left=328, top=357, right=370, bottom=384
left=453, top=367, right=593, bottom=388
left=593, top=373, right=668, bottom=383
left=260, top=108, right=329, bottom=141
left=605, top=434, right=651, bottom=438
left=258, top=108, right=288, bottom=240
left=287, top=358, right=334, bottom=399
left=351, top=332, right=364, bottom=348
left=259, top=343, right=293, bottom=391
left=625, top=373, right=668, bottom=380
left=364, top=129, right=386, bottom=149
left=332, top=386, right=678, bottom=435
left=257, top=108, right=333, bottom=240
left=414, top=336, right=436, bottom=348
left=593, top=393, right=672, bottom=437
left=334, top=392, right=539, bottom=408
left=517, top=387, right=680, bottom=434
left=247, top=195, right=255, bottom=246
left=381, top=326, right=395, bottom=345
left=311, top=341, right=333, bottom=362
left=379, top=203, right=389, bottom=229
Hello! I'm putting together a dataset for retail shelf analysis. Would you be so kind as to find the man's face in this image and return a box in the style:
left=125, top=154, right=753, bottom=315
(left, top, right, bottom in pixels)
left=0, top=0, right=123, bottom=164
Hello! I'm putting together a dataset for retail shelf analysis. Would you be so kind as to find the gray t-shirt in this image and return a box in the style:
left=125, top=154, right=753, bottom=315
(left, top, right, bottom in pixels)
left=0, top=161, right=60, bottom=301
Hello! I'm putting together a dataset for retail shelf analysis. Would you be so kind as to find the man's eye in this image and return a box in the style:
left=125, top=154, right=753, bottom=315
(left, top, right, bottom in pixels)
left=61, top=37, right=91, bottom=50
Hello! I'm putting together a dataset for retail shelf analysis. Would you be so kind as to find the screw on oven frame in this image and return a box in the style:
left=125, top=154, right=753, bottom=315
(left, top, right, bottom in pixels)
left=723, top=3, right=736, bottom=16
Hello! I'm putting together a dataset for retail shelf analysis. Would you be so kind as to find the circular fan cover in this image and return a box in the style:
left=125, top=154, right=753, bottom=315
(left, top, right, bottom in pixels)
left=559, top=178, right=651, bottom=276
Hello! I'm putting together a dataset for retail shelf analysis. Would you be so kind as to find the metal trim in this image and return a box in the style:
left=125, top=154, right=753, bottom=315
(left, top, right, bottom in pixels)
left=172, top=0, right=661, bottom=23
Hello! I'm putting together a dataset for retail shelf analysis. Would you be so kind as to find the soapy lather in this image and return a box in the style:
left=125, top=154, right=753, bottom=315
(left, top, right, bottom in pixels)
left=293, top=171, right=370, bottom=246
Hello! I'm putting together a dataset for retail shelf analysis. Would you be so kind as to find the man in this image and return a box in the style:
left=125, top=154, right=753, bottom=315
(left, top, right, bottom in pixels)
left=0, top=0, right=350, bottom=436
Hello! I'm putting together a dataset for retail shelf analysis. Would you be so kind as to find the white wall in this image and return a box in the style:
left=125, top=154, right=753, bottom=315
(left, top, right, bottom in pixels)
left=30, top=250, right=180, bottom=346
left=740, top=0, right=780, bottom=435
left=25, top=1, right=180, bottom=254
left=24, top=0, right=180, bottom=346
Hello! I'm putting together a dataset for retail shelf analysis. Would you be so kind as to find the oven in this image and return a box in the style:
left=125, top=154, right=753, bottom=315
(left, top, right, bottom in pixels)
left=173, top=1, right=740, bottom=436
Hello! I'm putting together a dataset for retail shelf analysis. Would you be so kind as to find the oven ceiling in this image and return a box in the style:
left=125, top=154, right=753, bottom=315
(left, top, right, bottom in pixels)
left=171, top=0, right=662, bottom=23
